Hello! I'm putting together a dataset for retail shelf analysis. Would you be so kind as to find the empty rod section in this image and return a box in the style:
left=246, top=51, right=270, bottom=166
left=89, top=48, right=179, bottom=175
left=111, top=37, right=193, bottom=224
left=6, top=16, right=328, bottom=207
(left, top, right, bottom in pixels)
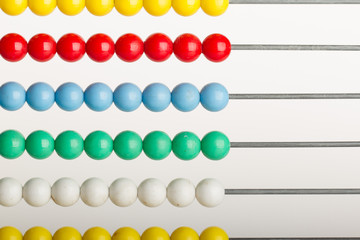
left=230, top=142, right=360, bottom=148
left=231, top=45, right=360, bottom=51
left=225, top=189, right=360, bottom=195
left=229, top=93, right=360, bottom=100
left=229, top=0, right=360, bottom=4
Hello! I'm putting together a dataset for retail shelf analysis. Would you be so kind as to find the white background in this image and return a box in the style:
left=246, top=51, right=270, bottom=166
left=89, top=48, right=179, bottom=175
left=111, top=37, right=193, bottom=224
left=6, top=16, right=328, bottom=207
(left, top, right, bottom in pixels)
left=2, top=3, right=360, bottom=237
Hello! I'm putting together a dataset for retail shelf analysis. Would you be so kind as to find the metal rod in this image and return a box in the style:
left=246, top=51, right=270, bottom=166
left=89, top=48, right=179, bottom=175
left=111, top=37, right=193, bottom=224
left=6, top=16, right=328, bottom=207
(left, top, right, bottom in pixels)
left=230, top=238, right=360, bottom=240
left=229, top=0, right=360, bottom=4
left=225, top=189, right=360, bottom=195
left=230, top=142, right=360, bottom=148
left=229, top=93, right=360, bottom=100
left=231, top=44, right=360, bottom=51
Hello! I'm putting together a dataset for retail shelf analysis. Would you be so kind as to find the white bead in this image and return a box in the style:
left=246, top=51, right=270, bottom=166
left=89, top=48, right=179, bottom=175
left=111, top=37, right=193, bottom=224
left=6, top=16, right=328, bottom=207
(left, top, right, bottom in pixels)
left=80, top=178, right=108, bottom=207
left=195, top=178, right=224, bottom=207
left=167, top=178, right=195, bottom=207
left=109, top=178, right=137, bottom=207
left=23, top=178, right=51, bottom=207
left=137, top=178, right=166, bottom=207
left=0, top=177, right=22, bottom=207
left=52, top=178, right=80, bottom=207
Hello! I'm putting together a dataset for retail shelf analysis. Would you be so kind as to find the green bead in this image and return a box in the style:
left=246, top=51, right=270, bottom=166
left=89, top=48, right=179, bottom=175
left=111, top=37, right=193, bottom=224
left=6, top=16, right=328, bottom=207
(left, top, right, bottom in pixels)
left=55, top=131, right=84, bottom=160
left=0, top=130, right=25, bottom=159
left=201, top=131, right=230, bottom=160
left=172, top=132, right=200, bottom=160
left=26, top=130, right=54, bottom=159
left=113, top=131, right=142, bottom=160
left=143, top=131, right=171, bottom=160
left=84, top=131, right=113, bottom=160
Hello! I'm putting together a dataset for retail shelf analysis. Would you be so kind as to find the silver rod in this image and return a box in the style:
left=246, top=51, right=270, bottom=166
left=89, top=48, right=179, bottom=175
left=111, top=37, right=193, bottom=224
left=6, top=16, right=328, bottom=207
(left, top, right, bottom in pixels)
left=225, top=189, right=360, bottom=195
left=230, top=142, right=360, bottom=148
left=230, top=238, right=360, bottom=240
left=229, top=0, right=360, bottom=4
left=229, top=93, right=360, bottom=100
left=231, top=44, right=360, bottom=51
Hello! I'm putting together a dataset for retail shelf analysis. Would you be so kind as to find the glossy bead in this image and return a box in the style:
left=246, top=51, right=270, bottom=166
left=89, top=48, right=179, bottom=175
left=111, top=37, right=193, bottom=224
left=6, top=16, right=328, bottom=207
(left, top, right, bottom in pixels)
left=141, top=227, right=169, bottom=240
left=0, top=34, right=27, bottom=62
left=28, top=0, right=56, bottom=15
left=0, top=227, right=22, bottom=240
left=24, top=227, right=52, bottom=240
left=115, top=34, right=143, bottom=62
left=142, top=83, right=171, bottom=112
left=167, top=178, right=195, bottom=207
left=172, top=0, right=199, bottom=16
left=113, top=131, right=142, bottom=160
left=80, top=178, right=109, bottom=207
left=86, top=34, right=115, bottom=62
left=84, top=83, right=113, bottom=111
left=199, top=227, right=228, bottom=240
left=0, top=178, right=22, bottom=207
left=28, top=34, right=56, bottom=62
left=23, top=178, right=51, bottom=207
left=86, top=0, right=114, bottom=15
left=195, top=178, right=224, bottom=207
left=55, top=130, right=84, bottom=160
left=0, top=82, right=26, bottom=111
left=0, top=0, right=27, bottom=15
left=172, top=132, right=200, bottom=160
left=143, top=131, right=171, bottom=160
left=143, top=0, right=170, bottom=16
left=26, top=130, right=54, bottom=159
left=57, top=34, right=86, bottom=62
left=113, top=83, right=142, bottom=112
left=201, top=0, right=228, bottom=16
left=26, top=82, right=55, bottom=111
left=0, top=130, right=25, bottom=159
left=84, top=131, right=113, bottom=160
left=201, top=131, right=230, bottom=160
left=55, top=82, right=84, bottom=111
left=144, top=33, right=173, bottom=62
left=173, top=34, right=201, bottom=62
left=171, top=83, right=199, bottom=112
left=83, top=227, right=111, bottom=240
left=138, top=179, right=166, bottom=207
left=115, top=0, right=142, bottom=15
left=109, top=178, right=138, bottom=207
left=51, top=178, right=80, bottom=207
left=200, top=83, right=228, bottom=112
left=202, top=34, right=231, bottom=62
left=113, top=227, right=140, bottom=240
left=57, top=0, right=85, bottom=15
left=53, top=227, right=82, bottom=240
left=171, top=227, right=199, bottom=240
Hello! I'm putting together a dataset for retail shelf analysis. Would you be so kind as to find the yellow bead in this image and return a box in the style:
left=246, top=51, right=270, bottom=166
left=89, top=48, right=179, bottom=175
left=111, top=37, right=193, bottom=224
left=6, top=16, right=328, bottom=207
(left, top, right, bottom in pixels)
left=112, top=227, right=140, bottom=240
left=86, top=0, right=114, bottom=16
left=0, top=0, right=27, bottom=16
left=0, top=227, right=22, bottom=240
left=28, top=0, right=56, bottom=15
left=141, top=227, right=169, bottom=240
left=83, top=227, right=111, bottom=240
left=171, top=227, right=198, bottom=240
left=57, top=0, right=85, bottom=15
left=172, top=0, right=199, bottom=16
left=200, top=0, right=228, bottom=16
left=114, top=0, right=142, bottom=16
left=199, top=227, right=228, bottom=240
left=53, top=227, right=82, bottom=240
left=24, top=227, right=52, bottom=240
left=143, top=0, right=170, bottom=16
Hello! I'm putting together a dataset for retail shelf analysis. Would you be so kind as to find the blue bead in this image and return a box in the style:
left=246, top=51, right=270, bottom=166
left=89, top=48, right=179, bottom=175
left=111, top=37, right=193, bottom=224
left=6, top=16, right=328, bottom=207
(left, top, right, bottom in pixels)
left=55, top=82, right=84, bottom=111
left=113, top=83, right=142, bottom=112
left=171, top=83, right=200, bottom=112
left=200, top=83, right=229, bottom=112
left=142, top=83, right=171, bottom=112
left=84, top=82, right=113, bottom=112
left=26, top=82, right=55, bottom=111
left=0, top=82, right=26, bottom=111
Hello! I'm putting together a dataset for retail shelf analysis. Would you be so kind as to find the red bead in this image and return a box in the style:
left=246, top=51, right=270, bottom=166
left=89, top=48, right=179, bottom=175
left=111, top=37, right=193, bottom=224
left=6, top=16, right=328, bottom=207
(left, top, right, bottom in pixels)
left=0, top=34, right=27, bottom=62
left=173, top=33, right=202, bottom=62
left=115, top=34, right=144, bottom=62
left=202, top=34, right=231, bottom=62
left=144, top=33, right=173, bottom=62
left=86, top=34, right=115, bottom=62
left=57, top=33, right=85, bottom=62
left=28, top=34, right=57, bottom=62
